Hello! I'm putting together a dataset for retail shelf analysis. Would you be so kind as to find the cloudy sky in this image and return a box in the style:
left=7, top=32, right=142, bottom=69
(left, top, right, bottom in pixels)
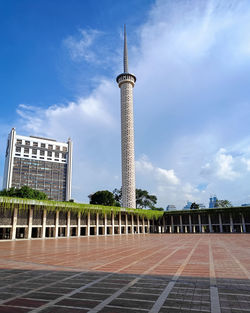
left=1, top=0, right=250, bottom=208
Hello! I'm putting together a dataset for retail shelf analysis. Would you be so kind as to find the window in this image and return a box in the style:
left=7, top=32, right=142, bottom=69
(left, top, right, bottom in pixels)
left=17, top=139, right=22, bottom=145
left=63, top=147, right=67, bottom=152
left=33, top=142, right=38, bottom=147
left=40, top=150, right=45, bottom=156
left=41, top=143, right=46, bottom=148
left=56, top=145, right=60, bottom=151
left=24, top=148, right=29, bottom=154
left=55, top=152, right=59, bottom=158
left=25, top=141, right=30, bottom=146
left=16, top=146, right=21, bottom=152
left=62, top=153, right=66, bottom=159
left=48, top=144, right=53, bottom=150
left=32, top=149, right=37, bottom=155
left=47, top=151, right=52, bottom=157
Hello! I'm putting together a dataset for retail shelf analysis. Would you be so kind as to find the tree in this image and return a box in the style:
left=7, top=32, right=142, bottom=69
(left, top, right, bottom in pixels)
left=0, top=186, right=48, bottom=200
left=136, top=189, right=157, bottom=209
left=214, top=200, right=232, bottom=208
left=88, top=190, right=119, bottom=206
left=112, top=188, right=157, bottom=209
left=190, top=202, right=199, bottom=210
left=113, top=188, right=122, bottom=205
left=90, top=188, right=158, bottom=209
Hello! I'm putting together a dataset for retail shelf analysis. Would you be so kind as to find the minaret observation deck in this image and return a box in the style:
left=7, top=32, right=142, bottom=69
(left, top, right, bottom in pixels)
left=116, top=25, right=136, bottom=209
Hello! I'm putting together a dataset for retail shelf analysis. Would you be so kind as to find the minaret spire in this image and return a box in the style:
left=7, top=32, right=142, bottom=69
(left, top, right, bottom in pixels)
left=116, top=26, right=136, bottom=209
left=123, top=24, right=128, bottom=73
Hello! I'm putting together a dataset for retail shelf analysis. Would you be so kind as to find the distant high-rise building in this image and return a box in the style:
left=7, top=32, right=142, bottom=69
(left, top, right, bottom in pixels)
left=198, top=203, right=206, bottom=209
left=183, top=201, right=192, bottom=210
left=116, top=25, right=136, bottom=208
left=166, top=205, right=176, bottom=211
left=3, top=128, right=72, bottom=201
left=209, top=196, right=218, bottom=208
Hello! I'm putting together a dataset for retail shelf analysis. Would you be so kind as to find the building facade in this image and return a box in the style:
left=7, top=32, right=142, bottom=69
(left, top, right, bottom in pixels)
left=0, top=198, right=249, bottom=240
left=3, top=128, right=72, bottom=201
left=209, top=196, right=218, bottom=208
left=116, top=26, right=136, bottom=209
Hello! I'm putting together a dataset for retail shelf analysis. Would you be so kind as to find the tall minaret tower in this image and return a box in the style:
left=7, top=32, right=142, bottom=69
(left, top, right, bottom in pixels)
left=116, top=25, right=136, bottom=208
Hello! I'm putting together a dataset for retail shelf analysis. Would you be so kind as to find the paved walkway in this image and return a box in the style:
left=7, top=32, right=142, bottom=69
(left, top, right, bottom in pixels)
left=0, top=234, right=249, bottom=313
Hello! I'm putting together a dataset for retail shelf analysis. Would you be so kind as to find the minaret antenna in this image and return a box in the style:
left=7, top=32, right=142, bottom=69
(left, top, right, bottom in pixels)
left=123, top=24, right=128, bottom=72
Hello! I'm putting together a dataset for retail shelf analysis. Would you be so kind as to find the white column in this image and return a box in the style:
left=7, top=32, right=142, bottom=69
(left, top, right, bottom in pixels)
left=137, top=215, right=140, bottom=234
left=208, top=214, right=212, bottom=233
left=67, top=211, right=70, bottom=237
left=162, top=216, right=166, bottom=233
left=96, top=213, right=99, bottom=236
left=219, top=213, right=223, bottom=233
left=180, top=215, right=183, bottom=233
left=189, top=214, right=192, bottom=233
left=171, top=215, right=174, bottom=233
left=104, top=213, right=107, bottom=235
left=112, top=212, right=115, bottom=235
left=27, top=208, right=33, bottom=239
left=131, top=213, right=134, bottom=233
left=12, top=208, right=17, bottom=240
left=242, top=214, right=246, bottom=233
left=42, top=209, right=47, bottom=238
left=125, top=214, right=128, bottom=234
left=87, top=212, right=90, bottom=236
left=230, top=214, right=234, bottom=233
left=198, top=214, right=202, bottom=233
left=55, top=211, right=59, bottom=238
left=142, top=217, right=145, bottom=234
left=147, top=218, right=150, bottom=233
left=77, top=212, right=81, bottom=237
left=119, top=212, right=122, bottom=234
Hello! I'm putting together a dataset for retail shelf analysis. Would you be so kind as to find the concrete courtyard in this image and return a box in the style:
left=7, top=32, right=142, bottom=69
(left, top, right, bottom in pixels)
left=0, top=234, right=249, bottom=313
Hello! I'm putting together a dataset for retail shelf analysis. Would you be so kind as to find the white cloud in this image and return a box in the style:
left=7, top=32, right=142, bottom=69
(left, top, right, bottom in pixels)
left=136, top=155, right=179, bottom=185
left=242, top=157, right=250, bottom=171
left=64, top=28, right=102, bottom=62
left=215, top=148, right=239, bottom=180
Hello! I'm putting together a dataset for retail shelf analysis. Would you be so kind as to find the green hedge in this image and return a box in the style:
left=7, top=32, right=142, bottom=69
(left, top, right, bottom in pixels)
left=0, top=196, right=164, bottom=220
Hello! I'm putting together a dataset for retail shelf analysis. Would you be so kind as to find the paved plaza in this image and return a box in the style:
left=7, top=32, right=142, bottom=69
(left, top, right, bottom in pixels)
left=0, top=234, right=250, bottom=313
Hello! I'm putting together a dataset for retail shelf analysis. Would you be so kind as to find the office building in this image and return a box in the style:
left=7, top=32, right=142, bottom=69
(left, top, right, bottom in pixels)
left=209, top=196, right=218, bottom=208
left=3, top=128, right=72, bottom=201
left=166, top=205, right=176, bottom=211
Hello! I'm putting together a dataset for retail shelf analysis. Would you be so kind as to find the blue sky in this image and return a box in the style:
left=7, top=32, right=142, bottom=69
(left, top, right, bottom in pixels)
left=1, top=0, right=250, bottom=208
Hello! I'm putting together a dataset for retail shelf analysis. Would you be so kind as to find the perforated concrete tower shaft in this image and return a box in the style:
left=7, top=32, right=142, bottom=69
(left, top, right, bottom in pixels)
left=116, top=26, right=136, bottom=208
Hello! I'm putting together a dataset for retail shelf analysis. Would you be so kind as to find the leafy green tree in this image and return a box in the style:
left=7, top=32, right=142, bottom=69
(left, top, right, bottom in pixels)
left=113, top=188, right=122, bottom=205
left=88, top=190, right=119, bottom=206
left=190, top=202, right=199, bottom=210
left=136, top=189, right=157, bottom=209
left=112, top=188, right=157, bottom=209
left=0, top=186, right=48, bottom=200
left=214, top=200, right=232, bottom=208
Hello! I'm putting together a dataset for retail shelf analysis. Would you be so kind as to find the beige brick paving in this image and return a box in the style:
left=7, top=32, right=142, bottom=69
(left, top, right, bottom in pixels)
left=0, top=234, right=249, bottom=312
